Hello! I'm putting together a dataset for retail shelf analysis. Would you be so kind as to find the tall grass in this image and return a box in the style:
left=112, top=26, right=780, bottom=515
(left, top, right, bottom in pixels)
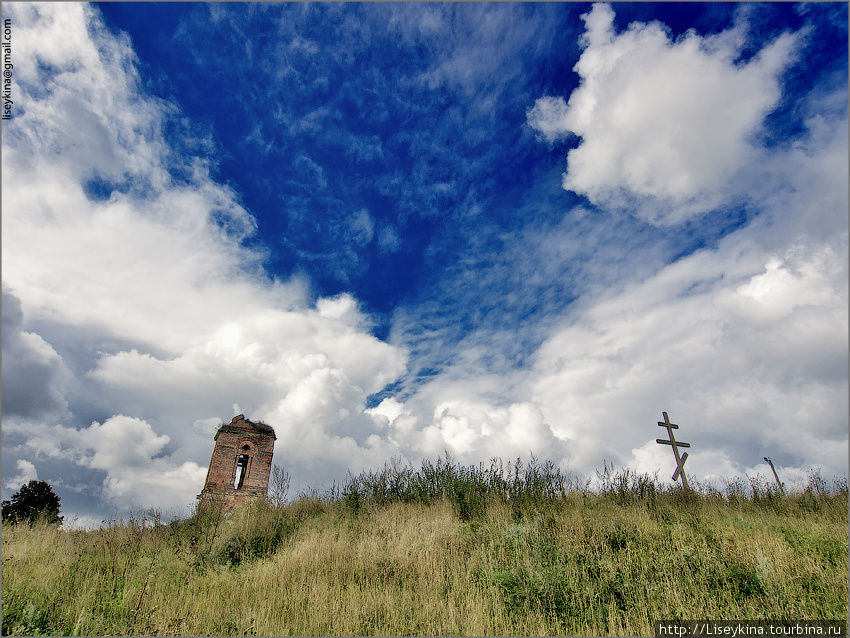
left=331, top=454, right=572, bottom=520
left=2, top=459, right=846, bottom=635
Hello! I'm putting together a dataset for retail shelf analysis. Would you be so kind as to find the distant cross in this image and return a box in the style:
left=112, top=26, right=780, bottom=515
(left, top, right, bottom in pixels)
left=763, top=457, right=785, bottom=495
left=656, top=411, right=691, bottom=489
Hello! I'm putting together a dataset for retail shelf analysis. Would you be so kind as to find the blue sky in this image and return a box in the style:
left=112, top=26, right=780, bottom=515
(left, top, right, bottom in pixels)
left=2, top=2, right=847, bottom=526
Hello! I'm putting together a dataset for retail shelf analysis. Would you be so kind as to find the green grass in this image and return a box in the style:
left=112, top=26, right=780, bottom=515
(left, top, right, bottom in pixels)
left=2, top=459, right=847, bottom=635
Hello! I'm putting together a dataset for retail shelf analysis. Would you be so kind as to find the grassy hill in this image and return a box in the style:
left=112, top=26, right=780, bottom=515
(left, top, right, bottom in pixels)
left=2, top=458, right=847, bottom=636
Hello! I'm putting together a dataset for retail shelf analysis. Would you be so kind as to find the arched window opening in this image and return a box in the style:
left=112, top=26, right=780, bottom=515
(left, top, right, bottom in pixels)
left=234, top=454, right=249, bottom=489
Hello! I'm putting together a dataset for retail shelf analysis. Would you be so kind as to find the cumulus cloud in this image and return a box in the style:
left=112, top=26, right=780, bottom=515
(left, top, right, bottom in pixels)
left=2, top=4, right=292, bottom=356
left=367, top=395, right=570, bottom=468
left=82, top=416, right=208, bottom=510
left=427, top=400, right=568, bottom=460
left=1, top=3, right=408, bottom=515
left=403, top=165, right=847, bottom=485
left=4, top=460, right=39, bottom=491
left=1, top=289, right=71, bottom=421
left=524, top=108, right=848, bottom=479
left=1, top=3, right=845, bottom=521
left=409, top=56, right=847, bottom=484
left=530, top=239, right=847, bottom=476
left=4, top=416, right=207, bottom=511
left=528, top=3, right=801, bottom=224
left=84, top=303, right=407, bottom=486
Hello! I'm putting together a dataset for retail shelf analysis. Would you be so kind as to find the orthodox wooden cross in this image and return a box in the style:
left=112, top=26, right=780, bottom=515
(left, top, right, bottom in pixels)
left=763, top=456, right=785, bottom=495
left=656, top=411, right=690, bottom=489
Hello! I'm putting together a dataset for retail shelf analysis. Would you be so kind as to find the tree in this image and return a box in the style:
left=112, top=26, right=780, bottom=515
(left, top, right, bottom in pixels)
left=268, top=465, right=290, bottom=507
left=2, top=480, right=63, bottom=526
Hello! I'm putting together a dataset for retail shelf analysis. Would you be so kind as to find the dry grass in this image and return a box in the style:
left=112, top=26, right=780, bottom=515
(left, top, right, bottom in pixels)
left=2, top=462, right=847, bottom=636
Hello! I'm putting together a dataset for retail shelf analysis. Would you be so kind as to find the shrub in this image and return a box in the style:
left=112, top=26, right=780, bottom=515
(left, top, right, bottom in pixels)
left=450, top=477, right=486, bottom=522
left=216, top=502, right=298, bottom=566
left=491, top=566, right=573, bottom=621
left=596, top=462, right=659, bottom=505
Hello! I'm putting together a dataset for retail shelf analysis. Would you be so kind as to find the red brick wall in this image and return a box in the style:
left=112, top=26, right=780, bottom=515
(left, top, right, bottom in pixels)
left=198, top=417, right=275, bottom=505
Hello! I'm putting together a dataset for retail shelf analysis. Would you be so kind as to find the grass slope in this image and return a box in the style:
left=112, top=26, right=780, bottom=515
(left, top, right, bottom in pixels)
left=2, top=460, right=847, bottom=636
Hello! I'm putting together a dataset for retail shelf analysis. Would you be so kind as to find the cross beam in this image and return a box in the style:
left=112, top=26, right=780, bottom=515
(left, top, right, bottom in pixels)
left=656, top=411, right=690, bottom=489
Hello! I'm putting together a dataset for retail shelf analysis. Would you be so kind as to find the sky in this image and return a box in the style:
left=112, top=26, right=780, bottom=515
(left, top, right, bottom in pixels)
left=1, top=2, right=847, bottom=527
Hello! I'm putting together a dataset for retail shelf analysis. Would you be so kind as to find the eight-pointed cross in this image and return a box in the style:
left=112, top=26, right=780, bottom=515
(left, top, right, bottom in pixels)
left=656, top=411, right=690, bottom=489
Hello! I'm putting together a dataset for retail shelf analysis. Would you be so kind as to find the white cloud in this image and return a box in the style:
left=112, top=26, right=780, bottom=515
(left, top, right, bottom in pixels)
left=366, top=365, right=571, bottom=465
left=4, top=460, right=39, bottom=491
left=400, top=81, right=847, bottom=484
left=514, top=7, right=846, bottom=486
left=293, top=153, right=328, bottom=188
left=80, top=303, right=408, bottom=493
left=397, top=213, right=847, bottom=485
left=0, top=3, right=409, bottom=514
left=377, top=225, right=401, bottom=253
left=526, top=96, right=571, bottom=144
left=348, top=209, right=375, bottom=245
left=316, top=293, right=366, bottom=326
left=80, top=416, right=171, bottom=472
left=527, top=220, right=847, bottom=479
left=427, top=400, right=568, bottom=460
left=529, top=3, right=801, bottom=224
left=1, top=290, right=72, bottom=422
left=80, top=416, right=207, bottom=511
left=414, top=4, right=540, bottom=97
left=87, top=305, right=404, bottom=403
left=2, top=415, right=207, bottom=511
left=2, top=3, right=291, bottom=357
left=1, top=3, right=845, bottom=520
left=192, top=417, right=222, bottom=437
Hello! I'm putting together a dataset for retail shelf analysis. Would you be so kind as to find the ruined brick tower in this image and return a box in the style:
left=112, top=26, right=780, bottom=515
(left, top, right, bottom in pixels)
left=197, top=415, right=276, bottom=506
